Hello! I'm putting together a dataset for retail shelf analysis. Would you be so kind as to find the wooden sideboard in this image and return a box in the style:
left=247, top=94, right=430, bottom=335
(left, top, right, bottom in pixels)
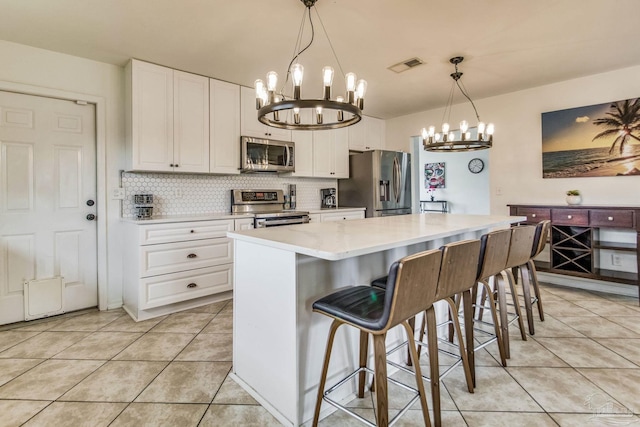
left=508, top=204, right=640, bottom=301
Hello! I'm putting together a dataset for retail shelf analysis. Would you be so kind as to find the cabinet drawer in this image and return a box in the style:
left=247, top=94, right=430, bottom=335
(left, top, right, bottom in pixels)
left=516, top=207, right=550, bottom=223
left=321, top=211, right=364, bottom=222
left=551, top=209, right=589, bottom=226
left=139, top=220, right=234, bottom=245
left=589, top=209, right=634, bottom=228
left=140, top=264, right=233, bottom=309
left=140, top=238, right=233, bottom=277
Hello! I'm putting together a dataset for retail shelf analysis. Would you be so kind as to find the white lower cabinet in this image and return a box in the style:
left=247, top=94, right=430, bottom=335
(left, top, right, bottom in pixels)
left=123, top=218, right=245, bottom=320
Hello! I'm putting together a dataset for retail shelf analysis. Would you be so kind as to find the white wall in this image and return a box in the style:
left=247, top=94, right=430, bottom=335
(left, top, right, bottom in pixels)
left=0, top=40, right=126, bottom=309
left=387, top=64, right=640, bottom=214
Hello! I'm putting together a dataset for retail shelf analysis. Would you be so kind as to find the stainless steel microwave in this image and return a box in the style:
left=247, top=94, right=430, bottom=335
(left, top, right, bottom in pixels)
left=241, top=136, right=295, bottom=173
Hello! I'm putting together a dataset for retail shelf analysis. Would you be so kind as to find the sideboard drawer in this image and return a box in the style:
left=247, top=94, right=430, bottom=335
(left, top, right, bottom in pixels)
left=516, top=207, right=551, bottom=223
left=551, top=209, right=589, bottom=226
left=590, top=209, right=634, bottom=228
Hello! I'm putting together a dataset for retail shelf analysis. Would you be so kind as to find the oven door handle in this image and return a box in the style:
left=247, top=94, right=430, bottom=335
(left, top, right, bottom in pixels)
left=256, top=217, right=309, bottom=227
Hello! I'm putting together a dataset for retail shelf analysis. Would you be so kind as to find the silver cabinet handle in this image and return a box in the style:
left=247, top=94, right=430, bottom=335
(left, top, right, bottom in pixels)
left=608, top=216, right=614, bottom=221
left=531, top=214, right=536, bottom=218
left=567, top=215, right=572, bottom=219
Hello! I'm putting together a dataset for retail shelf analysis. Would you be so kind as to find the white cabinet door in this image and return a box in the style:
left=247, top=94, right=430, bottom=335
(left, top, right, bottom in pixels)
left=210, top=79, right=241, bottom=174
left=129, top=60, right=174, bottom=172
left=312, top=130, right=335, bottom=178
left=348, top=115, right=385, bottom=151
left=333, top=128, right=349, bottom=178
left=313, top=128, right=349, bottom=178
left=173, top=70, right=210, bottom=173
left=365, top=116, right=385, bottom=151
left=290, top=109, right=314, bottom=177
left=240, top=86, right=291, bottom=141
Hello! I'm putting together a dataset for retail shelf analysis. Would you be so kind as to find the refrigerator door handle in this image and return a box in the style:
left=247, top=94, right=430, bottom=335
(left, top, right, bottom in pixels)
left=392, top=157, right=401, bottom=204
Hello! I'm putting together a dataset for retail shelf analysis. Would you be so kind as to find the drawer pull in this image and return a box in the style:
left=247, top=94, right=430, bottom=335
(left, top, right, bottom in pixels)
left=531, top=214, right=536, bottom=218
left=187, top=253, right=197, bottom=259
left=187, top=283, right=197, bottom=288
left=608, top=216, right=614, bottom=221
left=567, top=215, right=572, bottom=219
left=190, top=230, right=195, bottom=233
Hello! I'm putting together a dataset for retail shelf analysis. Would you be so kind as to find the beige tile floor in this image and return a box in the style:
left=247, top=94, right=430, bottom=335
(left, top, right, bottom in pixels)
left=1, top=283, right=639, bottom=426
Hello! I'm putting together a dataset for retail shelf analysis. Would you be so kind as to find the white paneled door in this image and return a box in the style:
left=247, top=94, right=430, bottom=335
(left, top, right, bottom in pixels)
left=0, top=91, right=97, bottom=325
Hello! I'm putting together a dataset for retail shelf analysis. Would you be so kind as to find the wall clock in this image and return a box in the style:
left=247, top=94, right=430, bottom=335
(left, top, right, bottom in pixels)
left=468, top=158, right=484, bottom=174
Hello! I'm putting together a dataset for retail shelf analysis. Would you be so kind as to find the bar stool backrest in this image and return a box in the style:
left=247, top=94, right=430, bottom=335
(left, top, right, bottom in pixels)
left=477, top=229, right=512, bottom=281
left=531, top=220, right=551, bottom=258
left=505, top=225, right=537, bottom=269
left=383, top=248, right=443, bottom=333
left=435, top=239, right=482, bottom=301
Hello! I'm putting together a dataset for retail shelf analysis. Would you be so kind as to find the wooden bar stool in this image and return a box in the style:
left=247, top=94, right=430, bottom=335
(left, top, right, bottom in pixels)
left=517, top=220, right=551, bottom=334
left=473, top=229, right=511, bottom=372
left=312, top=249, right=443, bottom=427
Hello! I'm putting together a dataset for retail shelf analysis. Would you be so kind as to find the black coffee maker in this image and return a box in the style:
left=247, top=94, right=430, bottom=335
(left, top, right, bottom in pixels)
left=320, top=188, right=337, bottom=208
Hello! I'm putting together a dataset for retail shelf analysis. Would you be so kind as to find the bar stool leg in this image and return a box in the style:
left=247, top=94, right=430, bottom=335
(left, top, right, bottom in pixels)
left=444, top=297, right=474, bottom=393
left=358, top=331, right=369, bottom=398
left=312, top=319, right=342, bottom=427
left=504, top=270, right=528, bottom=342
left=462, top=289, right=476, bottom=387
left=528, top=260, right=545, bottom=321
left=495, top=275, right=511, bottom=359
left=401, top=321, right=432, bottom=427
left=406, top=316, right=415, bottom=366
left=372, top=334, right=389, bottom=427
left=479, top=280, right=507, bottom=366
left=425, top=306, right=441, bottom=427
left=518, top=264, right=536, bottom=335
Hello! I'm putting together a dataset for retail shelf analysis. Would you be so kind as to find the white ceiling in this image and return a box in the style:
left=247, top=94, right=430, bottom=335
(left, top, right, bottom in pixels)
left=1, top=0, right=639, bottom=120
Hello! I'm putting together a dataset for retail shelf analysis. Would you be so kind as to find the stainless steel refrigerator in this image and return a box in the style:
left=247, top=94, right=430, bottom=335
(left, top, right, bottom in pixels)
left=338, top=150, right=411, bottom=217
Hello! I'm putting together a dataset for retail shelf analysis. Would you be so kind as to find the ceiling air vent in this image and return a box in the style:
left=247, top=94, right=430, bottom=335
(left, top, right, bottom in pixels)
left=388, top=57, right=424, bottom=73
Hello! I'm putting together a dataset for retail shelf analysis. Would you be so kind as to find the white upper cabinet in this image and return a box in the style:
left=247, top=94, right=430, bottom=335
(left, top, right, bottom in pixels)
left=240, top=86, right=291, bottom=141
left=210, top=79, right=241, bottom=174
left=127, top=59, right=209, bottom=173
left=173, top=70, right=210, bottom=173
left=313, top=128, right=349, bottom=178
left=348, top=115, right=385, bottom=152
left=289, top=109, right=314, bottom=177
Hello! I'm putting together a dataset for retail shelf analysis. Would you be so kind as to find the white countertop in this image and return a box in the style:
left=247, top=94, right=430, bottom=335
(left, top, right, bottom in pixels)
left=227, top=213, right=525, bottom=261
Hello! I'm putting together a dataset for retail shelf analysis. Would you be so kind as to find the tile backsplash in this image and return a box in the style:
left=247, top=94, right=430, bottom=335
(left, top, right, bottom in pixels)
left=121, top=172, right=338, bottom=217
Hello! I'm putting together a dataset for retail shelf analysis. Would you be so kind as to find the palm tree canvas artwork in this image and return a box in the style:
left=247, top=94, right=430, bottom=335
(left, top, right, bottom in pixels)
left=542, top=97, right=640, bottom=178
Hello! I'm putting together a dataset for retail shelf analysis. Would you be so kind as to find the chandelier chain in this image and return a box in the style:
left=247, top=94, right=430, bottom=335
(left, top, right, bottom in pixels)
left=280, top=7, right=315, bottom=99
left=313, top=7, right=346, bottom=78
left=455, top=79, right=481, bottom=123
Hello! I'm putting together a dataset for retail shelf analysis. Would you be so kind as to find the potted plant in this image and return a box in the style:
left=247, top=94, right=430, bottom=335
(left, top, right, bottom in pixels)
left=566, top=190, right=581, bottom=205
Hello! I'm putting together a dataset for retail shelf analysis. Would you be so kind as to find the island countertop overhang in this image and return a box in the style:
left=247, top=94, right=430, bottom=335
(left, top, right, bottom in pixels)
left=227, top=213, right=526, bottom=261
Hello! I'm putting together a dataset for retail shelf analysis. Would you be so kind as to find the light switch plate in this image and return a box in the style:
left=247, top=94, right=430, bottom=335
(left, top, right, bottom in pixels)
left=112, top=188, right=125, bottom=199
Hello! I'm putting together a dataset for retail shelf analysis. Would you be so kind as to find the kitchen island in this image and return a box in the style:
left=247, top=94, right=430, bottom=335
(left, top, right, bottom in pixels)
left=227, top=213, right=524, bottom=426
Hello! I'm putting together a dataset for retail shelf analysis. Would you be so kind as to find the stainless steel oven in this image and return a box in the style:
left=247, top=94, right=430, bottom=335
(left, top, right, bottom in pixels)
left=231, top=189, right=309, bottom=228
left=241, top=136, right=295, bottom=173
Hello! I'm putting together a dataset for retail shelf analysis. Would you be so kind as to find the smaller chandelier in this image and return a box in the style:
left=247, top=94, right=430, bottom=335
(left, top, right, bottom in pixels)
left=255, top=0, right=366, bottom=131
left=422, top=57, right=494, bottom=152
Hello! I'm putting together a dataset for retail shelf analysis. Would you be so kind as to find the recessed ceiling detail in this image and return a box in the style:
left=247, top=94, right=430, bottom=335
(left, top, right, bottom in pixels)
left=388, top=57, right=424, bottom=74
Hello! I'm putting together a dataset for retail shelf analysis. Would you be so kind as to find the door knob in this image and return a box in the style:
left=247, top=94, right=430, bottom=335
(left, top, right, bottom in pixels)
left=86, top=200, right=95, bottom=206
left=86, top=214, right=96, bottom=221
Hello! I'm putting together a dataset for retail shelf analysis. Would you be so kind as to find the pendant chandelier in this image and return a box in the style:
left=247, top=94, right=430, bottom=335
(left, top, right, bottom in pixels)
left=254, top=0, right=366, bottom=131
left=422, top=57, right=494, bottom=152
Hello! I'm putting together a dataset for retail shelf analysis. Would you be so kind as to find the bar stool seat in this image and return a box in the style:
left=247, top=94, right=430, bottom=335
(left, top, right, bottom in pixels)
left=312, top=249, right=443, bottom=427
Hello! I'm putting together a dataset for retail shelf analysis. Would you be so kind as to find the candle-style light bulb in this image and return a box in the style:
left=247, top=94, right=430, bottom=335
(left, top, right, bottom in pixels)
left=460, top=120, right=469, bottom=133
left=254, top=79, right=265, bottom=109
left=345, top=72, right=357, bottom=104
left=356, top=79, right=367, bottom=110
left=449, top=131, right=455, bottom=141
left=322, top=66, right=334, bottom=100
left=291, top=63, right=304, bottom=99
left=421, top=128, right=428, bottom=141
left=442, top=123, right=450, bottom=134
left=486, top=123, right=495, bottom=135
left=428, top=126, right=435, bottom=137
left=316, top=106, right=323, bottom=124
left=266, top=71, right=278, bottom=103
left=273, top=96, right=280, bottom=121
left=477, top=122, right=486, bottom=135
left=293, top=107, right=300, bottom=125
